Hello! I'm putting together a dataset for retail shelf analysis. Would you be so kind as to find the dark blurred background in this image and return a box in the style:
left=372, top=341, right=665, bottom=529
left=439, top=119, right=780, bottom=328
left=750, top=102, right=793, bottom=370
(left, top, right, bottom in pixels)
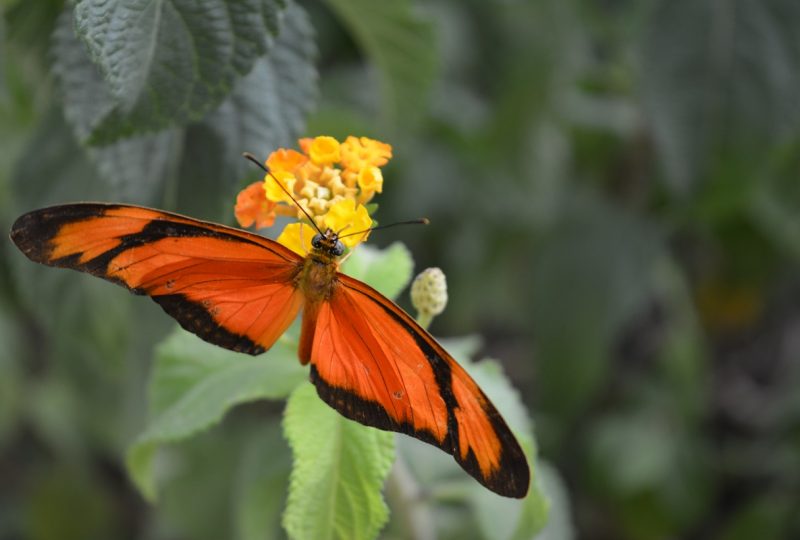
left=2, top=0, right=800, bottom=539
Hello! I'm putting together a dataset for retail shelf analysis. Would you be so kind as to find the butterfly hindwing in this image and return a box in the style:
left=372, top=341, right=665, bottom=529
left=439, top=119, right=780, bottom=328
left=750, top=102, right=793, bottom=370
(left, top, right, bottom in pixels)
left=11, top=203, right=305, bottom=355
left=308, top=274, right=530, bottom=498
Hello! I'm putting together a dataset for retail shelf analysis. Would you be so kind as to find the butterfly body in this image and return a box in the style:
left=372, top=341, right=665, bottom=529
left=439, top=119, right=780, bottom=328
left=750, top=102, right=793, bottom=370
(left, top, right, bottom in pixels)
left=10, top=203, right=530, bottom=498
left=293, top=229, right=348, bottom=365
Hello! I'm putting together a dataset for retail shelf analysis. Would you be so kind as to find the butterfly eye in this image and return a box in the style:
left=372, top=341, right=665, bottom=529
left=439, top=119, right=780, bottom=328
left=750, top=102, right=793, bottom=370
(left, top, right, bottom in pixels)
left=311, top=234, right=323, bottom=249
left=332, top=240, right=345, bottom=257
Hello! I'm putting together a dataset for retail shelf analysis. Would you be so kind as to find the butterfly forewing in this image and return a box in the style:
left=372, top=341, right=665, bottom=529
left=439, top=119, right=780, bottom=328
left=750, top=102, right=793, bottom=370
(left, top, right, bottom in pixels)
left=10, top=203, right=304, bottom=355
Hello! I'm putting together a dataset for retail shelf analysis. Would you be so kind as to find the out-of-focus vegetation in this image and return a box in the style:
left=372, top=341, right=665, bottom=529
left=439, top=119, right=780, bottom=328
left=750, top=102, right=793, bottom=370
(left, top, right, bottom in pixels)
left=2, top=0, right=800, bottom=539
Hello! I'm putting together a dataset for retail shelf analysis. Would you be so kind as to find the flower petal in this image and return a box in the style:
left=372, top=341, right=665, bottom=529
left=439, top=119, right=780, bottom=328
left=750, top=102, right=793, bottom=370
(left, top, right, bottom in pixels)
left=323, top=199, right=373, bottom=248
left=340, top=136, right=392, bottom=172
left=357, top=166, right=383, bottom=194
left=308, top=136, right=341, bottom=166
left=234, top=181, right=276, bottom=229
left=266, top=149, right=307, bottom=173
left=277, top=222, right=314, bottom=256
left=263, top=170, right=297, bottom=203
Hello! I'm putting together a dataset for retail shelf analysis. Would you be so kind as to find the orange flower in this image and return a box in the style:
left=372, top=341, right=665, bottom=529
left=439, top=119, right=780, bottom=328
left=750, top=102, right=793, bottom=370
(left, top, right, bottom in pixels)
left=266, top=149, right=307, bottom=174
left=234, top=182, right=276, bottom=229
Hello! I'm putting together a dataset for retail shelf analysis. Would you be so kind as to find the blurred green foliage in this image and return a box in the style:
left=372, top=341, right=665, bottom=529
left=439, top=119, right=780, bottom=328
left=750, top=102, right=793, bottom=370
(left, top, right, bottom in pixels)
left=2, top=0, right=800, bottom=539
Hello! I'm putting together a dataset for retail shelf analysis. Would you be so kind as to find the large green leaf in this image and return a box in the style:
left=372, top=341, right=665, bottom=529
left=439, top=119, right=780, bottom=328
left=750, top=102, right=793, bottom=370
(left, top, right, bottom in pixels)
left=52, top=1, right=317, bottom=207
left=641, top=0, right=800, bottom=193
left=0, top=307, right=22, bottom=449
left=73, top=0, right=286, bottom=143
left=535, top=462, right=575, bottom=540
left=283, top=383, right=395, bottom=540
left=531, top=194, right=662, bottom=423
left=750, top=142, right=800, bottom=263
left=202, top=0, right=318, bottom=184
left=467, top=360, right=549, bottom=540
left=126, top=326, right=307, bottom=501
left=51, top=9, right=181, bottom=203
left=323, top=0, right=436, bottom=124
left=151, top=420, right=291, bottom=540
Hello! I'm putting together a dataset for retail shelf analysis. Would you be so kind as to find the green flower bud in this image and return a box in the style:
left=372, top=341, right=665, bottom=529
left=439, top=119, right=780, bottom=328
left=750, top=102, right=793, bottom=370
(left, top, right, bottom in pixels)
left=410, top=267, right=448, bottom=328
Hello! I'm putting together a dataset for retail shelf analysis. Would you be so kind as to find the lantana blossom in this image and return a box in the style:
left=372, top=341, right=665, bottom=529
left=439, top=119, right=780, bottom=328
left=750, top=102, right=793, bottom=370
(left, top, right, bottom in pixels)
left=234, top=135, right=392, bottom=255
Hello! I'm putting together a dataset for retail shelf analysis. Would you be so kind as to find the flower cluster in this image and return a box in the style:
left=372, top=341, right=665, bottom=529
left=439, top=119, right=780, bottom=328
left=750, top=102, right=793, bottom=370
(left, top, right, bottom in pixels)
left=235, top=136, right=392, bottom=255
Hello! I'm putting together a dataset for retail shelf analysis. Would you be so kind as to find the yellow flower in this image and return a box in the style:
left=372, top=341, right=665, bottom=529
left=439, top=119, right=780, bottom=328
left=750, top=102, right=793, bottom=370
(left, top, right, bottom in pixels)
left=306, top=136, right=341, bottom=166
left=276, top=200, right=373, bottom=256
left=276, top=222, right=315, bottom=256
left=340, top=136, right=392, bottom=175
left=357, top=166, right=383, bottom=194
left=322, top=199, right=372, bottom=249
left=263, top=170, right=297, bottom=204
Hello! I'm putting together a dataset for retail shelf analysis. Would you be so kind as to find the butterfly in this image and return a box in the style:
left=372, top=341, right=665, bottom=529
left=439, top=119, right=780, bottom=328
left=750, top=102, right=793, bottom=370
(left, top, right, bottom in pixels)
left=9, top=201, right=530, bottom=498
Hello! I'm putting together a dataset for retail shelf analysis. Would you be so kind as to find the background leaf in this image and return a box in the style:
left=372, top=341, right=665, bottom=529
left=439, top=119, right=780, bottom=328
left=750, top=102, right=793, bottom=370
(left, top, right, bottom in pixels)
left=641, top=0, right=800, bottom=194
left=283, top=383, right=395, bottom=540
left=322, top=0, right=435, bottom=125
left=52, top=1, right=316, bottom=207
left=126, top=326, right=307, bottom=501
left=6, top=0, right=800, bottom=537
left=467, top=359, right=549, bottom=540
left=340, top=242, right=414, bottom=300
left=530, top=194, right=662, bottom=424
left=73, top=0, right=286, bottom=143
left=201, top=0, right=318, bottom=184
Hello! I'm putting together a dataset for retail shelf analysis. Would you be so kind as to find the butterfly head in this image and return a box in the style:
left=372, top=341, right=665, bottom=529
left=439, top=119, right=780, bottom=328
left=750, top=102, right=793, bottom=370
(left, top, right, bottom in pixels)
left=311, top=230, right=345, bottom=258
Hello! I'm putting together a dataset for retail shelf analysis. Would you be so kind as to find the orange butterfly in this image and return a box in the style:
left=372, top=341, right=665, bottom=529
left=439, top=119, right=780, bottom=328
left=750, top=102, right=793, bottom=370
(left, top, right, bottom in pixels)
left=10, top=201, right=530, bottom=498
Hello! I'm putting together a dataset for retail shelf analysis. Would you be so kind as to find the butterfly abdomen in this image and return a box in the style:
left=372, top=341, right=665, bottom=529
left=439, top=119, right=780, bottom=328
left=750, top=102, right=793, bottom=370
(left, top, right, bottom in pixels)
left=296, top=255, right=339, bottom=365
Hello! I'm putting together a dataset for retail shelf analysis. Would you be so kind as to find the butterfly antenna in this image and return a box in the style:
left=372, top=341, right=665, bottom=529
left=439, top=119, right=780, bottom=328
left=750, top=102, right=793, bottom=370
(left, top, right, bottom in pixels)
left=242, top=152, right=324, bottom=235
left=338, top=218, right=430, bottom=239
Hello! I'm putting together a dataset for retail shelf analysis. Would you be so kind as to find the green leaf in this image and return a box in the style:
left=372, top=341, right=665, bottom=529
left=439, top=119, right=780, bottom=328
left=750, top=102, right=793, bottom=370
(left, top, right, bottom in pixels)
left=283, top=384, right=395, bottom=540
left=73, top=0, right=286, bottom=143
left=126, top=326, right=307, bottom=501
left=750, top=142, right=800, bottom=263
left=323, top=0, right=436, bottom=125
left=531, top=194, right=662, bottom=422
left=584, top=404, right=714, bottom=537
left=535, top=462, right=575, bottom=540
left=52, top=1, right=317, bottom=205
left=51, top=9, right=182, bottom=203
left=340, top=242, right=414, bottom=300
left=10, top=107, right=110, bottom=206
left=0, top=308, right=22, bottom=448
left=234, top=423, right=292, bottom=540
left=203, top=1, right=318, bottom=183
left=466, top=359, right=549, bottom=540
left=641, top=0, right=800, bottom=192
